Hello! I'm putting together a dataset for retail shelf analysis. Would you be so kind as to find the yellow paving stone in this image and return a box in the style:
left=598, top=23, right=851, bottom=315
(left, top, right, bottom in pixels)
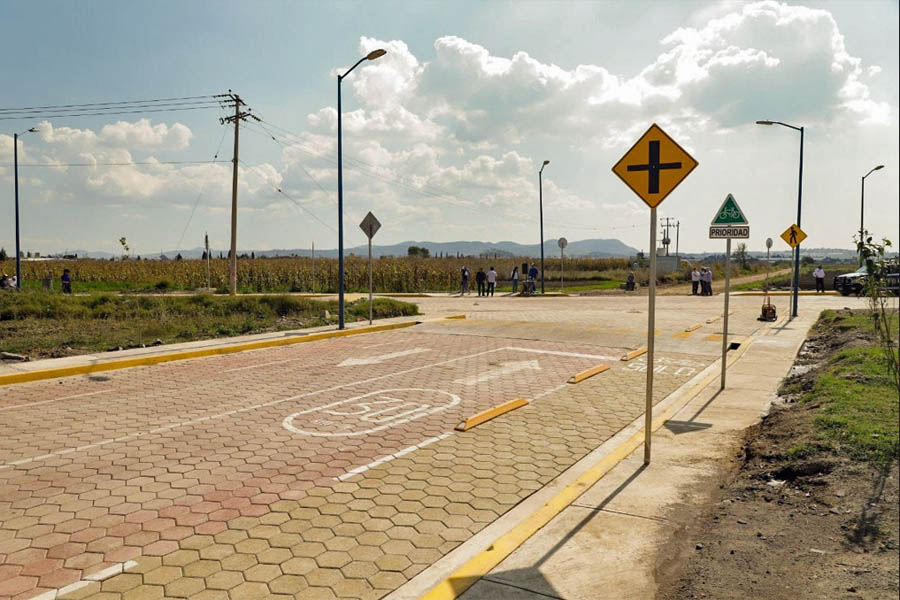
left=219, top=552, right=257, bottom=572
left=268, top=574, right=309, bottom=595
left=182, top=559, right=220, bottom=579
left=305, top=567, right=344, bottom=588
left=163, top=576, right=205, bottom=598
left=162, top=550, right=200, bottom=568
left=101, top=573, right=143, bottom=593
left=281, top=557, right=317, bottom=576
left=143, top=565, right=183, bottom=586
left=244, top=563, right=281, bottom=583
left=332, top=577, right=378, bottom=599
left=199, top=543, right=235, bottom=561
left=203, top=569, right=243, bottom=591
left=122, top=585, right=164, bottom=600
left=228, top=582, right=270, bottom=599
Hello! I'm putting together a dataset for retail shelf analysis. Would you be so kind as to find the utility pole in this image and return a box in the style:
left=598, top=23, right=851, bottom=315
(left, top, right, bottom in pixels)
left=660, top=217, right=676, bottom=256
left=675, top=221, right=680, bottom=257
left=220, top=92, right=259, bottom=295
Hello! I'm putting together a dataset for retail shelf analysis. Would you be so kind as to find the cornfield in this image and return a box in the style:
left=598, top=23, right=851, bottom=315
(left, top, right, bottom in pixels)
left=6, top=256, right=633, bottom=293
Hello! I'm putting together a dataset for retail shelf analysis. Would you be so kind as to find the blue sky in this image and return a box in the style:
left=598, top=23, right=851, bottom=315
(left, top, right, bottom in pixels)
left=1, top=0, right=898, bottom=256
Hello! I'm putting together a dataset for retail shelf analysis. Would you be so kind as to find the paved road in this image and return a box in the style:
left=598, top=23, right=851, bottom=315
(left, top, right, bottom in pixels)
left=0, top=295, right=788, bottom=600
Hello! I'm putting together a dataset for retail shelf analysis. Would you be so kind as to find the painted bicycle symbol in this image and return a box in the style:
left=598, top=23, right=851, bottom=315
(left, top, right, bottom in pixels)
left=282, top=388, right=460, bottom=437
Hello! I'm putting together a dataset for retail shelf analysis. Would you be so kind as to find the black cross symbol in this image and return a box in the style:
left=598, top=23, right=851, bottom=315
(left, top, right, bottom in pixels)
left=626, top=140, right=682, bottom=194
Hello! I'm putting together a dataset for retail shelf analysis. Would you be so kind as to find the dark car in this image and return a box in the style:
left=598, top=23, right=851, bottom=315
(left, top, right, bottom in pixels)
left=834, top=262, right=900, bottom=296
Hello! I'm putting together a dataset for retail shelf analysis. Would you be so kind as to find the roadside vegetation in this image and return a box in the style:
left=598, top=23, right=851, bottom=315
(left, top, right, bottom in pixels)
left=3, top=254, right=773, bottom=295
left=0, top=293, right=418, bottom=359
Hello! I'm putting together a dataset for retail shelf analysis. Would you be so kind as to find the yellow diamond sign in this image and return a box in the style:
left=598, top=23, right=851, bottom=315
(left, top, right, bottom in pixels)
left=780, top=224, right=807, bottom=248
left=612, top=123, right=698, bottom=208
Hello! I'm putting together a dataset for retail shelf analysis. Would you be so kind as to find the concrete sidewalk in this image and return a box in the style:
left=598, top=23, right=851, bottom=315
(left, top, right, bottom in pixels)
left=453, top=311, right=817, bottom=599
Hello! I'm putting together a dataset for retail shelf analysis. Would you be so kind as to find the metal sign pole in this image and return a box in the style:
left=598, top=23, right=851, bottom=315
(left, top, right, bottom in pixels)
left=721, top=238, right=731, bottom=390
left=560, top=247, right=564, bottom=292
left=368, top=237, right=373, bottom=325
left=644, top=206, right=658, bottom=465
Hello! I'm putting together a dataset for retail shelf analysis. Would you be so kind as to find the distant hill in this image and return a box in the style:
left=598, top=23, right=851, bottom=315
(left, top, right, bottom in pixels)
left=43, top=238, right=640, bottom=260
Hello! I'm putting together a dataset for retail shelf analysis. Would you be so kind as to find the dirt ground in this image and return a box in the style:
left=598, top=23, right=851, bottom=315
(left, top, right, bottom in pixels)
left=655, top=312, right=899, bottom=600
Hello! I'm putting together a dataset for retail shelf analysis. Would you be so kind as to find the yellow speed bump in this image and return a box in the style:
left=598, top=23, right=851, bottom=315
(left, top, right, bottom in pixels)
left=455, top=398, right=529, bottom=432
left=705, top=316, right=720, bottom=324
left=684, top=323, right=702, bottom=332
left=444, top=315, right=467, bottom=320
left=567, top=364, right=610, bottom=384
left=620, top=346, right=648, bottom=361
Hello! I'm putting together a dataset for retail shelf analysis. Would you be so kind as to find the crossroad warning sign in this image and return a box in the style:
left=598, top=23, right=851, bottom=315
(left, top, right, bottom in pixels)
left=612, top=124, right=698, bottom=208
left=780, top=224, right=807, bottom=248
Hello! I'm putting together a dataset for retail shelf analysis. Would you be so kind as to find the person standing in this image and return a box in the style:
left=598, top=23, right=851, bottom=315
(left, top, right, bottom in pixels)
left=61, top=268, right=73, bottom=294
left=703, top=267, right=713, bottom=296
left=460, top=266, right=470, bottom=295
left=528, top=263, right=539, bottom=294
left=691, top=267, right=700, bottom=295
left=813, top=265, right=826, bottom=293
left=510, top=266, right=519, bottom=294
left=626, top=272, right=636, bottom=291
left=487, top=266, right=497, bottom=297
left=475, top=268, right=486, bottom=297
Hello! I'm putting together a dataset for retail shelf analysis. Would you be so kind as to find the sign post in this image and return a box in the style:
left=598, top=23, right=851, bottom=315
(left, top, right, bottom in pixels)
left=558, top=237, right=567, bottom=292
left=613, top=123, right=698, bottom=465
left=359, top=212, right=381, bottom=325
left=709, top=193, right=749, bottom=390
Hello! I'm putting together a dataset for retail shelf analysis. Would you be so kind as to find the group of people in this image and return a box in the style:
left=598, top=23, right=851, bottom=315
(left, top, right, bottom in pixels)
left=460, top=263, right=540, bottom=296
left=0, top=268, right=72, bottom=293
left=690, top=267, right=714, bottom=296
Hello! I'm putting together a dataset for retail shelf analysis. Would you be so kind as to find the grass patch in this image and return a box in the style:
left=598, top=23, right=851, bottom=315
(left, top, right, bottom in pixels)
left=0, top=292, right=418, bottom=358
left=794, top=310, right=899, bottom=466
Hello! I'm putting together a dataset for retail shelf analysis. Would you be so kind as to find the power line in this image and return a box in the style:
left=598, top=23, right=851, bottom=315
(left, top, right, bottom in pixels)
left=0, top=105, right=224, bottom=121
left=175, top=123, right=232, bottom=253
left=4, top=159, right=229, bottom=167
left=0, top=94, right=226, bottom=113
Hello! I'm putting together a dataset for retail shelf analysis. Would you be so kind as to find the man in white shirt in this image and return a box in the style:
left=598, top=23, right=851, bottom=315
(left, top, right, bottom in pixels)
left=487, top=266, right=497, bottom=297
left=691, top=267, right=700, bottom=295
left=813, top=265, right=826, bottom=293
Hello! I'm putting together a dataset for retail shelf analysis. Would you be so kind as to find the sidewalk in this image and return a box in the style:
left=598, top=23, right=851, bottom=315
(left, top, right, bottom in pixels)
left=450, top=311, right=816, bottom=599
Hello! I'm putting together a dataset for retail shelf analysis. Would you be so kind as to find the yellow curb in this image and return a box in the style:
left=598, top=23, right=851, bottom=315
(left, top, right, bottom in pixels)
left=455, top=398, right=529, bottom=432
left=567, top=364, right=610, bottom=384
left=444, top=315, right=467, bottom=320
left=0, top=320, right=421, bottom=388
left=419, top=335, right=756, bottom=600
left=684, top=323, right=702, bottom=332
left=705, top=316, right=720, bottom=324
left=620, top=346, right=648, bottom=361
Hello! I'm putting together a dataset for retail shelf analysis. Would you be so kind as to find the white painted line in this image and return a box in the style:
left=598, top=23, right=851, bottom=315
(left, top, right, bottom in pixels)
left=511, top=347, right=620, bottom=361
left=335, top=432, right=454, bottom=481
left=530, top=383, right=567, bottom=403
left=0, top=389, right=113, bottom=412
left=453, top=360, right=541, bottom=386
left=338, top=347, right=430, bottom=367
left=30, top=560, right=138, bottom=600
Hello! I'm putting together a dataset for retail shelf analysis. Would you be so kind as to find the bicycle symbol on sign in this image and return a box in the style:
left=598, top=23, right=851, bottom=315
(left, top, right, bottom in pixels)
left=720, top=206, right=741, bottom=220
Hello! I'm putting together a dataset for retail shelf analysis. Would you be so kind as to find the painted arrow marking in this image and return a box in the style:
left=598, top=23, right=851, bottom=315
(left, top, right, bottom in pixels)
left=338, top=348, right=430, bottom=367
left=453, top=360, right=541, bottom=386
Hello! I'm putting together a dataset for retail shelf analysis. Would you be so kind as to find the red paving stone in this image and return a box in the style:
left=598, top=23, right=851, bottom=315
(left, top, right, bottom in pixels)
left=1, top=327, right=712, bottom=599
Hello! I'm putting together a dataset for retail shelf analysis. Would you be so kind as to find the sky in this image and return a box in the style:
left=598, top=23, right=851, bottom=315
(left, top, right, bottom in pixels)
left=1, top=0, right=898, bottom=256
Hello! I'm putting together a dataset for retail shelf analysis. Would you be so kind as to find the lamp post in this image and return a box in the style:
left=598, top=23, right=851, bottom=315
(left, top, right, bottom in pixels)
left=337, top=48, right=386, bottom=329
left=538, top=159, right=549, bottom=294
left=12, top=127, right=38, bottom=290
left=756, top=120, right=803, bottom=318
left=860, top=164, right=884, bottom=263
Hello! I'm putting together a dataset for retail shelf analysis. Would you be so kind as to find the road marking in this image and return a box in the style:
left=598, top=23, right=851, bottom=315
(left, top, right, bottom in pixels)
left=283, top=389, right=461, bottom=437
left=338, top=347, right=430, bottom=367
left=510, top=347, right=619, bottom=361
left=31, top=560, right=138, bottom=600
left=0, top=389, right=113, bottom=412
left=335, top=432, right=455, bottom=481
left=1, top=344, right=614, bottom=470
left=453, top=360, right=540, bottom=386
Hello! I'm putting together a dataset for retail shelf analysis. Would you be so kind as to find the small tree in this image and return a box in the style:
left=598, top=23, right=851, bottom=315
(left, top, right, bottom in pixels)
left=119, top=237, right=130, bottom=259
left=735, top=243, right=749, bottom=269
left=856, top=230, right=898, bottom=389
left=0, top=247, right=7, bottom=261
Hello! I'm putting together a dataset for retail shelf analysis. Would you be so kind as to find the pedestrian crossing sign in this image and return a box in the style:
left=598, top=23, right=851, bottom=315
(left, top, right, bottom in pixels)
left=711, top=194, right=748, bottom=225
left=780, top=224, right=807, bottom=248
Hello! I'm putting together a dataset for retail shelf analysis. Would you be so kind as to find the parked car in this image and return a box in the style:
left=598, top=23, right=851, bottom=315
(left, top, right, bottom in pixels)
left=834, top=262, right=900, bottom=296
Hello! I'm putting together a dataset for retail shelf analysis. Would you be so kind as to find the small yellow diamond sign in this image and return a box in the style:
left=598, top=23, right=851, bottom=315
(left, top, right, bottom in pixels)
left=780, top=224, right=807, bottom=248
left=612, top=123, right=698, bottom=208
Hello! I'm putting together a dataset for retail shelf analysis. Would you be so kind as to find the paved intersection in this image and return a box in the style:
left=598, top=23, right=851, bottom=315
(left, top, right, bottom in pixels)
left=1, top=296, right=769, bottom=600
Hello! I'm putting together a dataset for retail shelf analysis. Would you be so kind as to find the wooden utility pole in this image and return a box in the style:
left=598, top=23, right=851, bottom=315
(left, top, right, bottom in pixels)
left=221, top=92, right=259, bottom=295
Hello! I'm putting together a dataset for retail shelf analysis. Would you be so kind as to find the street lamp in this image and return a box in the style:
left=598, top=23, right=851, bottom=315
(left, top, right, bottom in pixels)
left=756, top=120, right=804, bottom=318
left=860, top=164, right=884, bottom=263
left=337, top=48, right=386, bottom=329
left=12, top=127, right=38, bottom=290
left=539, top=159, right=549, bottom=294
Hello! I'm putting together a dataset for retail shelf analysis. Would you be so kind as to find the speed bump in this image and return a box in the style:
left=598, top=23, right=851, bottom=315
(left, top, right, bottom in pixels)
left=455, top=398, right=529, bottom=431
left=567, top=364, right=610, bottom=384
left=684, top=323, right=702, bottom=332
left=620, top=346, right=648, bottom=361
